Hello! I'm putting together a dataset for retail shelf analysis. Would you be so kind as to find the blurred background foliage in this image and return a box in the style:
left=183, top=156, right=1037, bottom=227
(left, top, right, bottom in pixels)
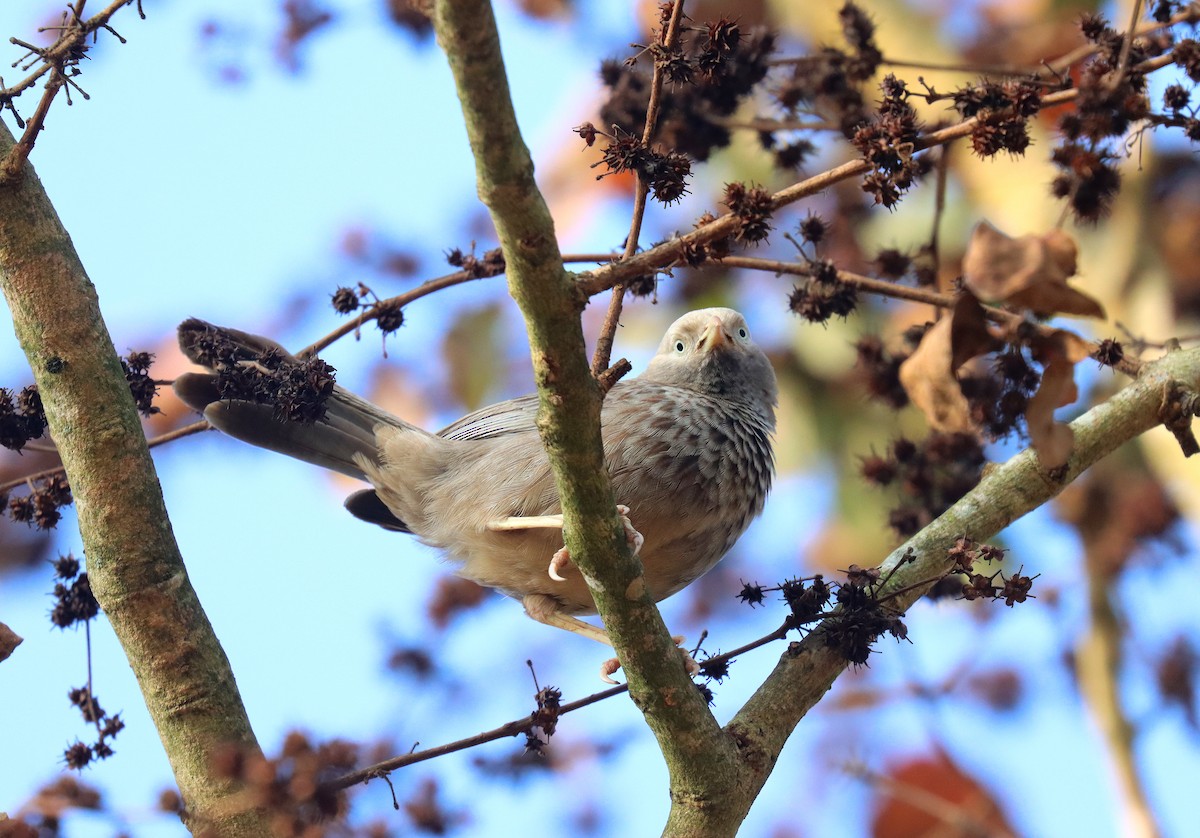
left=2, top=0, right=1199, bottom=836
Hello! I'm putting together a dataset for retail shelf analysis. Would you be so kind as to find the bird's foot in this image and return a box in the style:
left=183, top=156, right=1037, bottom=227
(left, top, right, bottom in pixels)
left=544, top=505, right=643, bottom=583
left=616, top=504, right=645, bottom=555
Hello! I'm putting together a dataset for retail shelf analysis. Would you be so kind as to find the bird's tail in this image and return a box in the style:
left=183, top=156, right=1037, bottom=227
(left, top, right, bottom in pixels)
left=173, top=319, right=416, bottom=481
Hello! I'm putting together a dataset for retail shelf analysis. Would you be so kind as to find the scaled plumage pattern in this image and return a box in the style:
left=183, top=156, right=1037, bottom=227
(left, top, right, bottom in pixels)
left=174, top=309, right=777, bottom=680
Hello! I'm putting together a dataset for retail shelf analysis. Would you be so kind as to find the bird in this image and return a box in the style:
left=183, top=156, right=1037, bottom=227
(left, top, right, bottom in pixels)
left=173, top=308, right=777, bottom=681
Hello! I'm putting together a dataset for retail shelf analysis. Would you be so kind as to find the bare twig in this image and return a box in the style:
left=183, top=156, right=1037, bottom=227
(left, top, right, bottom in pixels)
left=1107, top=0, right=1147, bottom=93
left=324, top=620, right=792, bottom=793
left=576, top=32, right=1181, bottom=300
left=0, top=0, right=142, bottom=175
left=771, top=5, right=1186, bottom=83
left=709, top=116, right=838, bottom=133
left=927, top=145, right=950, bottom=313
left=331, top=684, right=627, bottom=788
left=0, top=420, right=210, bottom=494
left=881, top=57, right=1045, bottom=76
left=717, top=256, right=1143, bottom=377
left=1, top=75, right=62, bottom=179
left=300, top=252, right=618, bottom=358
left=590, top=0, right=688, bottom=378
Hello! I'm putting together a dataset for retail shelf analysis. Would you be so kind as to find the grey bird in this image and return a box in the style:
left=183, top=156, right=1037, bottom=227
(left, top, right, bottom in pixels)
left=173, top=308, right=777, bottom=680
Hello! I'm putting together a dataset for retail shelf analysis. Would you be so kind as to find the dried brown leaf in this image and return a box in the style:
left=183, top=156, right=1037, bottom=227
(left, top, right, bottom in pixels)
left=1157, top=636, right=1198, bottom=730
left=949, top=290, right=1003, bottom=370
left=426, top=576, right=487, bottom=628
left=899, top=318, right=975, bottom=433
left=1027, top=355, right=1077, bottom=469
left=1042, top=328, right=1093, bottom=364
left=962, top=222, right=1105, bottom=319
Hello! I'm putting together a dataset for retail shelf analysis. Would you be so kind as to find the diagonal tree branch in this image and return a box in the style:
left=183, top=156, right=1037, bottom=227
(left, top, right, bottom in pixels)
left=430, top=0, right=738, bottom=809
left=0, top=121, right=267, bottom=836
left=703, top=345, right=1200, bottom=834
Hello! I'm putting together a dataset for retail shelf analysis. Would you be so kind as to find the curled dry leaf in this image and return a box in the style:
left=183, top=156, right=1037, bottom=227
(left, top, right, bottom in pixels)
left=900, top=292, right=1000, bottom=434
left=950, top=289, right=1003, bottom=369
left=962, top=222, right=1106, bottom=319
left=1026, top=331, right=1084, bottom=470
left=1034, top=328, right=1093, bottom=365
left=899, top=317, right=975, bottom=433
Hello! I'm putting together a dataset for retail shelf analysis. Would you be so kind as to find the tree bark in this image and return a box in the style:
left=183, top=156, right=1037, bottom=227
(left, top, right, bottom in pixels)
left=0, top=122, right=266, bottom=836
left=431, top=0, right=740, bottom=821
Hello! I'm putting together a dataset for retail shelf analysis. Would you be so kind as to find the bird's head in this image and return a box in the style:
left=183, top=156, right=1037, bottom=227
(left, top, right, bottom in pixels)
left=642, top=308, right=777, bottom=419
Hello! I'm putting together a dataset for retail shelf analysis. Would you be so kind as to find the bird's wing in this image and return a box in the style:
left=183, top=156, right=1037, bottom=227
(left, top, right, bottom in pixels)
left=437, top=393, right=541, bottom=441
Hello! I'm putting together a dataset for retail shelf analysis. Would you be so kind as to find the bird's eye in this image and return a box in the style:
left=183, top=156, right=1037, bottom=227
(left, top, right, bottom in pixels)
left=674, top=340, right=686, bottom=353
left=738, top=327, right=748, bottom=339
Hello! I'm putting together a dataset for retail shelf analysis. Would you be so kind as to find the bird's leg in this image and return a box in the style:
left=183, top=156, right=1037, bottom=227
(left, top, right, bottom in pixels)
left=523, top=593, right=612, bottom=644
left=487, top=506, right=644, bottom=582
left=523, top=593, right=701, bottom=684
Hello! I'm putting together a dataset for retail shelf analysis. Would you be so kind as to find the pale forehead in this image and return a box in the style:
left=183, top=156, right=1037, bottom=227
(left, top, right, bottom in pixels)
left=666, top=307, right=747, bottom=332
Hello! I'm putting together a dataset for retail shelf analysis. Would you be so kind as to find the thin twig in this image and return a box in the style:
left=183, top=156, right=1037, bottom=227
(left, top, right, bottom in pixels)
left=716, top=256, right=1143, bottom=376
left=300, top=252, right=618, bottom=358
left=1108, top=0, right=1147, bottom=93
left=721, top=256, right=961, bottom=310
left=329, top=684, right=627, bottom=788
left=301, top=270, right=488, bottom=358
left=1, top=75, right=62, bottom=178
left=84, top=621, right=103, bottom=737
left=590, top=0, right=688, bottom=378
left=710, top=116, right=839, bottom=133
left=882, top=57, right=1043, bottom=76
left=323, top=620, right=791, bottom=793
left=576, top=45, right=1177, bottom=299
left=770, top=6, right=1185, bottom=83
left=927, top=144, right=950, bottom=318
left=0, top=420, right=210, bottom=494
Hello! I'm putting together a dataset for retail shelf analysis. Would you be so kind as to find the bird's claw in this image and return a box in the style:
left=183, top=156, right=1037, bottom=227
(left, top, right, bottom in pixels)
left=546, top=506, right=643, bottom=583
left=616, top=505, right=644, bottom=555
left=548, top=547, right=571, bottom=582
left=600, top=656, right=622, bottom=684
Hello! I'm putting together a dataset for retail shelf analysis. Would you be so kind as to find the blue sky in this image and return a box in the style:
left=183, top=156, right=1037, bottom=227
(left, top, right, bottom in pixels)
left=2, top=2, right=1200, bottom=836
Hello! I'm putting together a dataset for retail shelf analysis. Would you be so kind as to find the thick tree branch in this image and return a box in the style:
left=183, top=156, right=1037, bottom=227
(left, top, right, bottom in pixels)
left=431, top=0, right=735, bottom=809
left=0, top=122, right=266, bottom=836
left=694, top=345, right=1200, bottom=833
